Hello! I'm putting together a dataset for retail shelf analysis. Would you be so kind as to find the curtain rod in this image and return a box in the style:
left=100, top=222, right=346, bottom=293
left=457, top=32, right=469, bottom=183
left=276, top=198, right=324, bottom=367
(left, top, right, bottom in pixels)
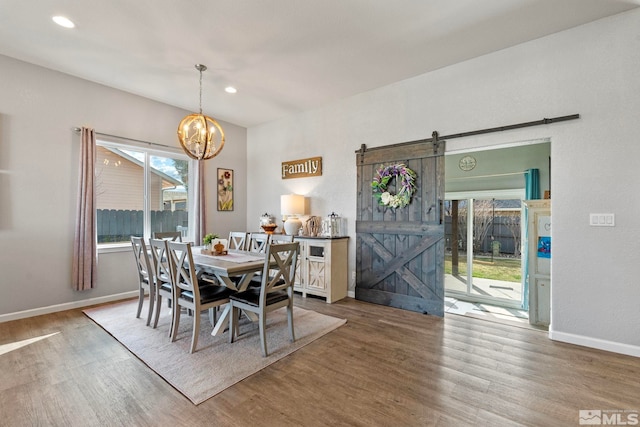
left=72, top=127, right=173, bottom=149
left=355, top=114, right=580, bottom=153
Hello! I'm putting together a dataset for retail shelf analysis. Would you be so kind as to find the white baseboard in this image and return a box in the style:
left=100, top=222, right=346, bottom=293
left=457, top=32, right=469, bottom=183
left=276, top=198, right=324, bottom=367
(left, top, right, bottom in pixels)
left=549, top=329, right=640, bottom=358
left=0, top=291, right=138, bottom=323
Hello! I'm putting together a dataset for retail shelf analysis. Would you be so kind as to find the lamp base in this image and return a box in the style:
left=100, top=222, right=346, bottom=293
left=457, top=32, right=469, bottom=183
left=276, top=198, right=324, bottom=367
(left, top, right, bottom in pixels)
left=284, top=216, right=302, bottom=236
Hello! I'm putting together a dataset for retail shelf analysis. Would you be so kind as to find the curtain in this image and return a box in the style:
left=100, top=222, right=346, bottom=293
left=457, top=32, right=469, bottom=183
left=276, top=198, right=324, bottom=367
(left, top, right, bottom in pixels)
left=521, top=168, right=540, bottom=309
left=193, top=159, right=206, bottom=245
left=525, top=168, right=540, bottom=200
left=72, top=127, right=97, bottom=291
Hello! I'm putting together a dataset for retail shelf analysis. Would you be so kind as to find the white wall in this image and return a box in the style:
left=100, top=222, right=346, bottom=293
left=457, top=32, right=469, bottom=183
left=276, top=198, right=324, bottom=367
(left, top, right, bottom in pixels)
left=247, top=9, right=640, bottom=356
left=0, top=55, right=247, bottom=318
left=445, top=142, right=550, bottom=193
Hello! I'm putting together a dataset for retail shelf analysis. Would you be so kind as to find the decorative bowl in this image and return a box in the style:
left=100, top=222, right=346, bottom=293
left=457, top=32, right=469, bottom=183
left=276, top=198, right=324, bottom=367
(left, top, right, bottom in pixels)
left=261, top=224, right=277, bottom=234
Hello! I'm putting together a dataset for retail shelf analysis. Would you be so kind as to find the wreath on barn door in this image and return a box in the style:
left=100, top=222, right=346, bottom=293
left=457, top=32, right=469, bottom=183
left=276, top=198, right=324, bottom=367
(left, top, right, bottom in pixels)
left=371, top=163, right=417, bottom=209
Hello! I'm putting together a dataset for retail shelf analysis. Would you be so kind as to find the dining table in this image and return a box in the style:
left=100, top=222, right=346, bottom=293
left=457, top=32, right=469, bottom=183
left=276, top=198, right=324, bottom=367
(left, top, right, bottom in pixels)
left=191, top=247, right=269, bottom=336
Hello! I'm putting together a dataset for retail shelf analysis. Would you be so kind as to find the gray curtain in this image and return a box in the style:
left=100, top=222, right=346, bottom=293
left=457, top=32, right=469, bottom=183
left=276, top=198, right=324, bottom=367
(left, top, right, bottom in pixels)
left=194, top=159, right=205, bottom=245
left=72, top=127, right=97, bottom=290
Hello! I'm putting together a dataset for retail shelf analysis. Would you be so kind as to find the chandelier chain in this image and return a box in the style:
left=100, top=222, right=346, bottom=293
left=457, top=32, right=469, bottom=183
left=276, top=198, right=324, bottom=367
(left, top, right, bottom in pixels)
left=199, top=67, right=203, bottom=114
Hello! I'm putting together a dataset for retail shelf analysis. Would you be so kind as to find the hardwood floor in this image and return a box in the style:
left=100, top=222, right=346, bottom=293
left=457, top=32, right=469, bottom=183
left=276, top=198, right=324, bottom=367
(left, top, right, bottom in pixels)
left=1, top=296, right=638, bottom=426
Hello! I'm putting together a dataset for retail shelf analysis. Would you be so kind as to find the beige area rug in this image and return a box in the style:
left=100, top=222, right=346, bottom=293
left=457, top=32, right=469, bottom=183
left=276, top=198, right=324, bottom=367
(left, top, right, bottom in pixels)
left=83, top=299, right=346, bottom=405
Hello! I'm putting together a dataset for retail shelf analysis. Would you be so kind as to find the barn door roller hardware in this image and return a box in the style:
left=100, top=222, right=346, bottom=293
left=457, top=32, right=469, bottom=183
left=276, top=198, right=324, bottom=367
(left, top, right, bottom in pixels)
left=355, top=114, right=580, bottom=157
left=358, top=143, right=367, bottom=164
left=432, top=131, right=440, bottom=153
left=439, top=114, right=579, bottom=141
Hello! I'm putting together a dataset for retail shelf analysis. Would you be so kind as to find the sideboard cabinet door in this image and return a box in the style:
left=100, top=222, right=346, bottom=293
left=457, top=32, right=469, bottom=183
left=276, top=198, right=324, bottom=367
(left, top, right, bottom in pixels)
left=294, top=237, right=348, bottom=303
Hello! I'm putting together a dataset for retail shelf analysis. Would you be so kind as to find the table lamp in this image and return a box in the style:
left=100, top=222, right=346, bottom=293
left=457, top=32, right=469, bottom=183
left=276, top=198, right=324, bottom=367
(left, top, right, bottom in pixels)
left=281, top=194, right=305, bottom=235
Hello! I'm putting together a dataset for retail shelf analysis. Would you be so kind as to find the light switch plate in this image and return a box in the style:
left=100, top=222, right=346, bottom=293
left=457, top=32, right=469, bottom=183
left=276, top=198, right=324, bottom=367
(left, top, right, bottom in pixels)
left=590, top=213, right=615, bottom=227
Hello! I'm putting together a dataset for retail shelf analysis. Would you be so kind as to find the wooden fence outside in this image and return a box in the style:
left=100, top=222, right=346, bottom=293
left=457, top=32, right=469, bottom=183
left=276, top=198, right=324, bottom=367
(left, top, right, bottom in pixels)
left=445, top=215, right=521, bottom=256
left=97, top=209, right=188, bottom=243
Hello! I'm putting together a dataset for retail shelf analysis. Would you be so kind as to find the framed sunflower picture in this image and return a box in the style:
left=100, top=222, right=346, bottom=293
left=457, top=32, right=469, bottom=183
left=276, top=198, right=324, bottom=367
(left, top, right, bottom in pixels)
left=217, top=168, right=234, bottom=211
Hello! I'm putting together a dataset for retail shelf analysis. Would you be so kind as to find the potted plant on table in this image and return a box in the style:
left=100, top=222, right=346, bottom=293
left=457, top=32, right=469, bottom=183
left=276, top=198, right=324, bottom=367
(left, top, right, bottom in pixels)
left=203, top=233, right=219, bottom=250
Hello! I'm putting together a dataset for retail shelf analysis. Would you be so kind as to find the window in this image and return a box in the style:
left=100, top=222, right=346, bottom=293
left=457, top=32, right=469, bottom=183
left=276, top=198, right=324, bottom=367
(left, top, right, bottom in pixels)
left=95, top=139, right=194, bottom=246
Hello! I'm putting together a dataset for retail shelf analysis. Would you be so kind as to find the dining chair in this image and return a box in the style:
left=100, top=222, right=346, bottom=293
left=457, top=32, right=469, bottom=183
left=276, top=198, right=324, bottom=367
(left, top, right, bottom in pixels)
left=149, top=238, right=177, bottom=335
left=153, top=231, right=183, bottom=241
left=269, top=234, right=294, bottom=244
left=247, top=232, right=270, bottom=253
left=228, top=241, right=300, bottom=357
left=168, top=241, right=236, bottom=353
left=248, top=233, right=294, bottom=287
left=246, top=233, right=272, bottom=287
left=130, top=236, right=155, bottom=326
left=223, top=231, right=250, bottom=287
left=228, top=231, right=248, bottom=251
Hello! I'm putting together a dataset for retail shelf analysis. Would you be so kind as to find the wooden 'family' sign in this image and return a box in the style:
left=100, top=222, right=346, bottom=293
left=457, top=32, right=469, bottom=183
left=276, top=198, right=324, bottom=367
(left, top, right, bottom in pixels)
left=281, top=156, right=322, bottom=179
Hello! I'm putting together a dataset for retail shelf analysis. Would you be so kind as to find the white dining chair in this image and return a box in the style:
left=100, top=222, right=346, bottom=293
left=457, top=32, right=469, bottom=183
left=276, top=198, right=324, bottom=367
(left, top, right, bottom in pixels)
left=149, top=238, right=177, bottom=336
left=228, top=231, right=248, bottom=251
left=130, top=236, right=155, bottom=326
left=248, top=233, right=294, bottom=287
left=228, top=242, right=299, bottom=357
left=269, top=234, right=294, bottom=244
left=168, top=241, right=236, bottom=353
left=247, top=232, right=270, bottom=253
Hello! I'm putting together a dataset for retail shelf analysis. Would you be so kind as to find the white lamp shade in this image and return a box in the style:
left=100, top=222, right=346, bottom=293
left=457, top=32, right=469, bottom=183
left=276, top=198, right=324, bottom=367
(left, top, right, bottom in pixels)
left=281, top=194, right=305, bottom=215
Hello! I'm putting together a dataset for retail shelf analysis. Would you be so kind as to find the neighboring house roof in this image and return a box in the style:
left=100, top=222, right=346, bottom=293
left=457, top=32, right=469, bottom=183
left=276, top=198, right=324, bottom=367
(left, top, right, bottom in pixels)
left=104, top=147, right=184, bottom=188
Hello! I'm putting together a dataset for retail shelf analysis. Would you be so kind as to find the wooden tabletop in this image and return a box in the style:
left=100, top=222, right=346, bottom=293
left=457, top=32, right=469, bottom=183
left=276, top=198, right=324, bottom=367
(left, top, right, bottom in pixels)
left=191, top=249, right=266, bottom=277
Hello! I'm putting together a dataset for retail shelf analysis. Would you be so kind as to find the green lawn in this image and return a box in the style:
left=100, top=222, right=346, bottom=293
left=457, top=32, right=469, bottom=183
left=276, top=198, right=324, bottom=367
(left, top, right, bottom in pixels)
left=445, top=255, right=521, bottom=283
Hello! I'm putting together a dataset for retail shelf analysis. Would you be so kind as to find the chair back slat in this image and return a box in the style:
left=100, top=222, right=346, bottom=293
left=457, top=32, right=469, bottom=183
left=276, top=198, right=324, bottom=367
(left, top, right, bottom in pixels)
left=263, top=234, right=294, bottom=277
left=269, top=234, right=294, bottom=244
left=228, top=231, right=248, bottom=251
left=167, top=241, right=200, bottom=299
left=149, top=238, right=173, bottom=287
left=153, top=231, right=183, bottom=242
left=260, top=242, right=299, bottom=299
left=247, top=233, right=270, bottom=253
left=131, top=236, right=153, bottom=284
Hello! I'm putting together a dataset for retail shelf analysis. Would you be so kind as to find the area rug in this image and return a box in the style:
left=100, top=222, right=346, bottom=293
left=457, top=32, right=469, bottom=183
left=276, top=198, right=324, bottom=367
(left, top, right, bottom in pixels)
left=83, top=299, right=346, bottom=405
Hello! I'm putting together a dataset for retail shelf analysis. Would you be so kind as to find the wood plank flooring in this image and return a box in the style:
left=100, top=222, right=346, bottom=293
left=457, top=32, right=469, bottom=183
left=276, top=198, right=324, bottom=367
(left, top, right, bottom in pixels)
left=1, top=296, right=638, bottom=426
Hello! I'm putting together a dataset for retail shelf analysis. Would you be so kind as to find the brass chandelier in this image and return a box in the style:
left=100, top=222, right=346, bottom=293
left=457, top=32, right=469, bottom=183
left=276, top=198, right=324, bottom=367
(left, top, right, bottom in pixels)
left=177, top=64, right=225, bottom=160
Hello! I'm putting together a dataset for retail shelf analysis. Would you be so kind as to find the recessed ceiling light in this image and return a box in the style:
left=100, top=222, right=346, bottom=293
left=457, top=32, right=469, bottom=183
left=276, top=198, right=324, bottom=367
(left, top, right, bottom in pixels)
left=52, top=16, right=75, bottom=29
left=225, top=86, right=237, bottom=94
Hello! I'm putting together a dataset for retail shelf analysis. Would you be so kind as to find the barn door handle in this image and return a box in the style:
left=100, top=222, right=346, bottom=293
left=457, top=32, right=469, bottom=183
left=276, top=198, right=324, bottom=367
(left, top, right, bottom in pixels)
left=439, top=199, right=443, bottom=224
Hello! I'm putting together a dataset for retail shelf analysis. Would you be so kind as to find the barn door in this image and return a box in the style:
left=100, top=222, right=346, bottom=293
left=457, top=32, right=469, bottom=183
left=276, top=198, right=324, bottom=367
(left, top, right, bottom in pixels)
left=355, top=137, right=445, bottom=316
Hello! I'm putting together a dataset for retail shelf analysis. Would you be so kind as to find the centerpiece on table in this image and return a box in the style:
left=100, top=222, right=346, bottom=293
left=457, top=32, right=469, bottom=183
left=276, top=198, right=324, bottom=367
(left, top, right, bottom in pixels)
left=202, top=233, right=226, bottom=255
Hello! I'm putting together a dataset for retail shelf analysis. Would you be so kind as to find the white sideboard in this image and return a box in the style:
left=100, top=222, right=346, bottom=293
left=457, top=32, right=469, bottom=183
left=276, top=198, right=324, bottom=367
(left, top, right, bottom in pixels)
left=293, top=237, right=348, bottom=303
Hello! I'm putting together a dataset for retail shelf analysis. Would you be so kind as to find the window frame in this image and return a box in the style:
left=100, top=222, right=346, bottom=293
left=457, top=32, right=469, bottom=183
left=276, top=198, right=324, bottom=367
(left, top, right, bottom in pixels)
left=95, top=137, right=195, bottom=253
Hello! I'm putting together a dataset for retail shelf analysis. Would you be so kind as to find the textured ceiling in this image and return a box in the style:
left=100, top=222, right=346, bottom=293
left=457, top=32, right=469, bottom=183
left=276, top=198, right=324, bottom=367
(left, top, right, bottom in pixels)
left=0, top=0, right=638, bottom=127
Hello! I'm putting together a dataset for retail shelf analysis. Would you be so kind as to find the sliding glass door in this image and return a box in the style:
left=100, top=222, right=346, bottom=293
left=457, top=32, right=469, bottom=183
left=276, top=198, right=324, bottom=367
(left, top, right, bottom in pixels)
left=445, top=190, right=524, bottom=308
